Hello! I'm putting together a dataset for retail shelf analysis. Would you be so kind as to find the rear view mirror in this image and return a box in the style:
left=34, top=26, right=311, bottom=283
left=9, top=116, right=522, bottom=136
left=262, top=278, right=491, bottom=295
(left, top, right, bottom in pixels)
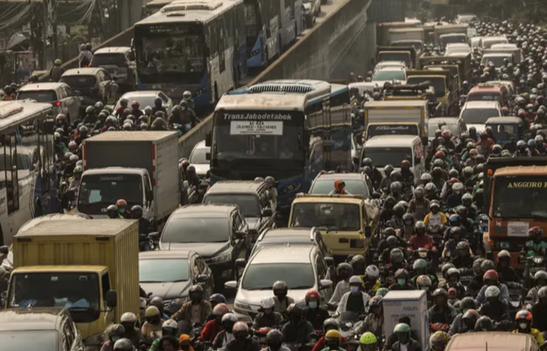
left=225, top=281, right=237, bottom=289
left=106, top=290, right=117, bottom=308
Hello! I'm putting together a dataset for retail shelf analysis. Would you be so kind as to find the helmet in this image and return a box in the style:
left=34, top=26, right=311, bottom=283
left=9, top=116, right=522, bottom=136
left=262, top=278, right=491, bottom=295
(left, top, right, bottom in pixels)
left=359, top=332, right=377, bottom=346
left=447, top=267, right=460, bottom=279
left=432, top=288, right=448, bottom=298
left=233, top=321, right=249, bottom=336
left=369, top=295, right=383, bottom=307
left=273, top=280, right=288, bottom=292
left=120, top=312, right=137, bottom=324
left=390, top=248, right=404, bottom=263
left=55, top=59, right=62, bottom=65
left=538, top=287, right=547, bottom=299
left=413, top=259, right=427, bottom=272
left=287, top=303, right=304, bottom=319
left=429, top=331, right=449, bottom=351
left=261, top=297, right=276, bottom=310
left=323, top=318, right=340, bottom=332
left=106, top=324, right=125, bottom=337
left=183, top=91, right=192, bottom=99
left=441, top=263, right=455, bottom=278
left=462, top=309, right=480, bottom=324
left=394, top=323, right=411, bottom=336
left=305, top=290, right=321, bottom=301
left=384, top=164, right=394, bottom=175
left=475, top=316, right=494, bottom=332
left=267, top=329, right=283, bottom=346
left=376, top=287, right=389, bottom=297
left=325, top=330, right=342, bottom=348
left=144, top=306, right=160, bottom=318
left=416, top=275, right=432, bottom=289
left=210, top=293, right=227, bottom=304
left=113, top=338, right=133, bottom=351
left=336, top=262, right=353, bottom=277
left=154, top=97, right=163, bottom=106
left=534, top=270, right=547, bottom=281
left=485, top=285, right=501, bottom=299
left=130, top=205, right=143, bottom=219
left=162, top=319, right=178, bottom=336
left=481, top=259, right=495, bottom=272
left=395, top=268, right=409, bottom=279
left=473, top=258, right=485, bottom=275
left=150, top=296, right=163, bottom=311
left=73, top=166, right=83, bottom=175
left=456, top=241, right=470, bottom=251
left=483, top=269, right=499, bottom=282
left=85, top=105, right=95, bottom=114
left=459, top=297, right=476, bottom=312
left=515, top=310, right=533, bottom=323
left=107, top=204, right=119, bottom=218
left=212, top=303, right=229, bottom=316
left=189, top=284, right=204, bottom=300
left=529, top=226, right=544, bottom=238
left=365, top=265, right=380, bottom=280
left=221, top=313, right=238, bottom=324
left=349, top=275, right=362, bottom=285
left=497, top=250, right=511, bottom=260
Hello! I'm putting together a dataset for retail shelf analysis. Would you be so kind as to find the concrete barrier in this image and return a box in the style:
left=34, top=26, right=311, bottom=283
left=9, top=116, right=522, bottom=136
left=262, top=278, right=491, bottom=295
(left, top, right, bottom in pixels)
left=178, top=0, right=374, bottom=157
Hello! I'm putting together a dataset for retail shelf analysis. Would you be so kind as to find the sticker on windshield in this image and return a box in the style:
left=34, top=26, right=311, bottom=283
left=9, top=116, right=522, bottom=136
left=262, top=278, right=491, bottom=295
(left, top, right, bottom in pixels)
left=507, top=221, right=529, bottom=237
left=230, top=121, right=283, bottom=135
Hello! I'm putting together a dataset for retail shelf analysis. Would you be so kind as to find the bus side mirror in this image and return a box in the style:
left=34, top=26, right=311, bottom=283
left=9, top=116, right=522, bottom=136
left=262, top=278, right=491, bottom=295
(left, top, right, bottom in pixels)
left=106, top=290, right=117, bottom=308
left=205, top=132, right=212, bottom=147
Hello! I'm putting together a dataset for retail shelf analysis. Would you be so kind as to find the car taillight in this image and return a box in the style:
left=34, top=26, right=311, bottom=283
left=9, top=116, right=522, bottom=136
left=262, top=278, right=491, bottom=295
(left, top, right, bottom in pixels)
left=51, top=101, right=61, bottom=107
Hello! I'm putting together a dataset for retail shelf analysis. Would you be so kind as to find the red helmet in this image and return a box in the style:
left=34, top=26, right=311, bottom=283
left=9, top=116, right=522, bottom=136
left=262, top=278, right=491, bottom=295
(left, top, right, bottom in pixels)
left=518, top=109, right=526, bottom=117
left=401, top=160, right=410, bottom=168
left=448, top=177, right=459, bottom=184
left=441, top=130, right=452, bottom=138
left=131, top=100, right=140, bottom=108
left=116, top=199, right=127, bottom=208
left=434, top=151, right=445, bottom=159
left=305, top=290, right=321, bottom=301
left=515, top=310, right=533, bottom=322
left=480, top=130, right=488, bottom=137
left=483, top=269, right=498, bottom=282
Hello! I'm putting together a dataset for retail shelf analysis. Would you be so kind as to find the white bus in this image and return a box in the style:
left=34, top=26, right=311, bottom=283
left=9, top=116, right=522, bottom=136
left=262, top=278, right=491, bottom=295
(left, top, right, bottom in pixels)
left=0, top=100, right=57, bottom=245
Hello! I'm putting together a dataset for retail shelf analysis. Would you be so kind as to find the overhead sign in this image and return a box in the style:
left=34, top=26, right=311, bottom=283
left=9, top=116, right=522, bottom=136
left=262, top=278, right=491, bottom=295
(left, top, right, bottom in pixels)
left=230, top=121, right=283, bottom=135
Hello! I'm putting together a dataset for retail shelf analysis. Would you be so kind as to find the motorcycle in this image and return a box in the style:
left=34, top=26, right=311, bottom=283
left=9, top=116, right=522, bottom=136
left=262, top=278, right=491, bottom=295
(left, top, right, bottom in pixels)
left=139, top=233, right=155, bottom=251
left=254, top=327, right=273, bottom=348
left=337, top=311, right=364, bottom=351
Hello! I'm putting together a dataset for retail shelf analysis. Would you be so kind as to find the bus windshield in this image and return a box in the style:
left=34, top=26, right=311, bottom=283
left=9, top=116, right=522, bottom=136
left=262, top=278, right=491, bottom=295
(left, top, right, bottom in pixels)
left=492, top=177, right=547, bottom=219
left=135, top=22, right=206, bottom=84
left=212, top=110, right=305, bottom=175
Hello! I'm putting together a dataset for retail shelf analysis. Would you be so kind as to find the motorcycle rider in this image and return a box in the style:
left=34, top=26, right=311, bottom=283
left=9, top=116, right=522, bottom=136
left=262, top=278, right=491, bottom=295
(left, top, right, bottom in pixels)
left=150, top=320, right=178, bottom=351
left=424, top=201, right=448, bottom=226
left=120, top=312, right=142, bottom=348
left=409, top=221, right=435, bottom=250
left=512, top=310, right=545, bottom=345
left=439, top=268, right=466, bottom=299
left=429, top=331, right=449, bottom=351
left=448, top=297, right=476, bottom=336
left=152, top=97, right=167, bottom=115
left=254, top=297, right=284, bottom=329
left=186, top=165, right=200, bottom=188
left=521, top=226, right=547, bottom=284
left=336, top=276, right=370, bottom=315
left=182, top=91, right=195, bottom=110
left=408, top=187, right=430, bottom=221
left=496, top=250, right=520, bottom=284
left=363, top=265, right=382, bottom=296
left=321, top=330, right=346, bottom=351
left=150, top=297, right=169, bottom=320
left=172, top=285, right=212, bottom=326
left=212, top=313, right=237, bottom=349
left=390, top=323, right=422, bottom=351
left=428, top=288, right=458, bottom=330
left=226, top=321, right=260, bottom=351
left=107, top=204, right=122, bottom=219
left=180, top=100, right=200, bottom=130
left=311, top=319, right=350, bottom=351
left=330, top=179, right=352, bottom=195
left=131, top=205, right=152, bottom=235
left=304, top=290, right=329, bottom=330
left=281, top=303, right=315, bottom=344
left=531, top=287, right=547, bottom=332
left=116, top=199, right=131, bottom=219
left=273, top=280, right=294, bottom=318
left=478, top=286, right=508, bottom=323
left=452, top=241, right=474, bottom=269
left=141, top=306, right=165, bottom=341
left=200, top=303, right=229, bottom=343
left=101, top=324, right=125, bottom=351
left=389, top=269, right=414, bottom=291
left=525, top=271, right=547, bottom=307
left=475, top=270, right=510, bottom=307
left=264, top=330, right=291, bottom=351
left=329, top=263, right=352, bottom=306
left=354, top=296, right=384, bottom=339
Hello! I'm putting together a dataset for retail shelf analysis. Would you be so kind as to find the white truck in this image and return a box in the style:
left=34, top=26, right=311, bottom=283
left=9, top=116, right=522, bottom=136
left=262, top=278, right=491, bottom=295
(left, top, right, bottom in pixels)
left=77, top=131, right=180, bottom=226
left=388, top=28, right=425, bottom=44
left=363, top=100, right=429, bottom=141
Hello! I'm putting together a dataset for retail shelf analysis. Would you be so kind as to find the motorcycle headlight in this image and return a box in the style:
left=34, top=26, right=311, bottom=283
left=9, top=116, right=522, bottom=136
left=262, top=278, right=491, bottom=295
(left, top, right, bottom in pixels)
left=534, top=256, right=544, bottom=264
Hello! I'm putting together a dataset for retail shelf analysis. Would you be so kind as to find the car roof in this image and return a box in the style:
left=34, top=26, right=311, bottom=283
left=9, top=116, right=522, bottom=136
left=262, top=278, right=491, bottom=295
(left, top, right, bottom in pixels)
left=313, top=173, right=366, bottom=181
left=94, top=47, right=132, bottom=54
left=365, top=100, right=428, bottom=107
left=120, top=90, right=163, bottom=98
left=62, top=67, right=106, bottom=76
left=0, top=308, right=67, bottom=331
left=293, top=194, right=364, bottom=205
left=16, top=215, right=135, bottom=237
left=462, top=101, right=500, bottom=109
left=375, top=67, right=405, bottom=72
left=469, top=85, right=503, bottom=93
left=19, top=82, right=68, bottom=91
left=485, top=117, right=522, bottom=124
left=171, top=204, right=237, bottom=217
left=139, top=250, right=194, bottom=259
left=365, top=134, right=421, bottom=147
left=82, top=167, right=148, bottom=176
left=445, top=332, right=533, bottom=351
left=250, top=246, right=314, bottom=264
left=207, top=181, right=265, bottom=195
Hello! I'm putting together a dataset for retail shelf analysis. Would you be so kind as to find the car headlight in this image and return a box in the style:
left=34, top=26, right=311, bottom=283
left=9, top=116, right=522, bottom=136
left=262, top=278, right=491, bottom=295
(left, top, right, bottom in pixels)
left=210, top=252, right=232, bottom=263
left=281, top=182, right=301, bottom=194
left=234, top=301, right=251, bottom=313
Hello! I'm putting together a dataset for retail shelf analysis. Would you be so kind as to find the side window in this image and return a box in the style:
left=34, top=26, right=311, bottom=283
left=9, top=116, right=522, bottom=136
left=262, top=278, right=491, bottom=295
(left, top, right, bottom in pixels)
left=143, top=173, right=152, bottom=197
left=233, top=212, right=242, bottom=232
left=102, top=273, right=111, bottom=310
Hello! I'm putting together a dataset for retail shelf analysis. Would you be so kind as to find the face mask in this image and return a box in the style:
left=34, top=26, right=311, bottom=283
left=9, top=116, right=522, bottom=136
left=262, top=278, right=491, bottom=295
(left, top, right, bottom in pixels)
left=520, top=322, right=528, bottom=330
left=350, top=286, right=360, bottom=294
left=181, top=344, right=190, bottom=351
left=269, top=342, right=282, bottom=351
left=308, top=301, right=318, bottom=309
left=119, top=208, right=125, bottom=213
left=398, top=279, right=406, bottom=286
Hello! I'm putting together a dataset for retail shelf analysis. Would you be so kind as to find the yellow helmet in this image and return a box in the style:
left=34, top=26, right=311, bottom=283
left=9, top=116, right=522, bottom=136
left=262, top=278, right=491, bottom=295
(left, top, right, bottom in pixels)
left=55, top=59, right=62, bottom=65
left=325, top=329, right=342, bottom=342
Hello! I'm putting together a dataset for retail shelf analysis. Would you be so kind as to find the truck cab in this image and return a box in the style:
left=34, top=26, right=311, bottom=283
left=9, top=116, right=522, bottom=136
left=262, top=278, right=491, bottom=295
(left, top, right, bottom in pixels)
left=77, top=167, right=154, bottom=220
left=407, top=70, right=456, bottom=116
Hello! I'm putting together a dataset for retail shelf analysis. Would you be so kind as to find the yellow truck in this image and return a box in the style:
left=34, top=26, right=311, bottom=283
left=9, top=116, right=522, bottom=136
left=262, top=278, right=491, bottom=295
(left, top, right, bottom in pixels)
left=5, top=214, right=140, bottom=350
left=288, top=194, right=379, bottom=258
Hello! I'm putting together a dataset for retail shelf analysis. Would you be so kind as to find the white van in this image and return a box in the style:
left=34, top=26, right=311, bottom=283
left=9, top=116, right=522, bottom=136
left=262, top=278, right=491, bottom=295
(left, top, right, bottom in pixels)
left=360, top=135, right=425, bottom=184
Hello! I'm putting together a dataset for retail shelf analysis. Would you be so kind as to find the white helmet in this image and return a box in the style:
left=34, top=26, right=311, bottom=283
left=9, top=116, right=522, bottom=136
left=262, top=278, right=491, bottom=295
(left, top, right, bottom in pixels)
left=260, top=297, right=275, bottom=309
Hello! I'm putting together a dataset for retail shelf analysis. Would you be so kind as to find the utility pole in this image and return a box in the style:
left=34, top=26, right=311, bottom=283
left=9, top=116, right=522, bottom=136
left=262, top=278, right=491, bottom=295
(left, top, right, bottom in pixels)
left=51, top=0, right=57, bottom=61
left=43, top=0, right=48, bottom=68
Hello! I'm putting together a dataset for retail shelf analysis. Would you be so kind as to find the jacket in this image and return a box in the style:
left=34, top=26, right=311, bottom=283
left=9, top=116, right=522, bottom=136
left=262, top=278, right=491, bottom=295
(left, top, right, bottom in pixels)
left=200, top=319, right=223, bottom=342
left=449, top=313, right=465, bottom=336
left=281, top=320, right=315, bottom=343
left=329, top=281, right=350, bottom=305
left=427, top=304, right=458, bottom=325
left=253, top=311, right=284, bottom=329
left=475, top=283, right=509, bottom=307
left=311, top=336, right=350, bottom=351
left=172, top=300, right=212, bottom=323
left=391, top=339, right=422, bottom=351
left=532, top=303, right=547, bottom=332
left=336, top=291, right=370, bottom=315
left=213, top=331, right=234, bottom=349
left=512, top=328, right=545, bottom=345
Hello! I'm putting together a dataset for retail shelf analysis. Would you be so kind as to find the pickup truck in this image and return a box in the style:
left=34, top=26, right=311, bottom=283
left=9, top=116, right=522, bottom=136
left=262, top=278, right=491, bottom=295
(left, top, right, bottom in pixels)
left=78, top=131, right=179, bottom=227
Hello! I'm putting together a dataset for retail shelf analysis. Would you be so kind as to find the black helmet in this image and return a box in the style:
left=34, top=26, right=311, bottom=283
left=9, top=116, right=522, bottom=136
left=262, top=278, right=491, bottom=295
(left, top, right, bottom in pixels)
left=273, top=280, right=289, bottom=292
left=267, top=329, right=284, bottom=349
left=390, top=248, right=404, bottom=263
left=323, top=318, right=340, bottom=332
left=402, top=213, right=414, bottom=227
left=131, top=205, right=143, bottom=219
left=432, top=288, right=448, bottom=298
left=459, top=297, right=476, bottom=312
left=393, top=204, right=405, bottom=217
left=415, top=221, right=426, bottom=235
left=154, top=97, right=162, bottom=107
left=107, top=205, right=119, bottom=218
left=85, top=105, right=95, bottom=114
left=189, top=284, right=204, bottom=302
left=475, top=316, right=494, bottom=332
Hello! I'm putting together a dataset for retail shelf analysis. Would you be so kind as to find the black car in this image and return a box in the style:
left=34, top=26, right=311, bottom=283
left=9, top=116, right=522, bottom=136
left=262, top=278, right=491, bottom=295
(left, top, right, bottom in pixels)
left=158, top=204, right=249, bottom=286
left=202, top=181, right=276, bottom=249
left=139, top=250, right=214, bottom=315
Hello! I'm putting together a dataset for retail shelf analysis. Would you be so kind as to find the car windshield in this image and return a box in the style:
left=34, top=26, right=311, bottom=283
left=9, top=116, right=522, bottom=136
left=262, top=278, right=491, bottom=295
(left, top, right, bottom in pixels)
left=483, top=38, right=508, bottom=49
left=310, top=179, right=370, bottom=198
left=91, top=53, right=126, bottom=66
left=372, top=70, right=405, bottom=81
left=493, top=177, right=547, bottom=219
left=189, top=147, right=209, bottom=164
left=60, top=75, right=96, bottom=88
left=363, top=146, right=413, bottom=168
left=16, top=90, right=57, bottom=102
left=78, top=174, right=143, bottom=214
left=242, top=263, right=314, bottom=290
left=115, top=95, right=159, bottom=111
left=8, top=272, right=100, bottom=323
left=140, top=259, right=189, bottom=282
left=0, top=331, right=57, bottom=351
left=461, top=107, right=500, bottom=124
left=488, top=123, right=516, bottom=141
left=481, top=55, right=512, bottom=67
left=291, top=202, right=361, bottom=230
left=162, top=217, right=229, bottom=243
left=406, top=77, right=445, bottom=97
left=466, top=92, right=502, bottom=104
left=203, top=194, right=260, bottom=217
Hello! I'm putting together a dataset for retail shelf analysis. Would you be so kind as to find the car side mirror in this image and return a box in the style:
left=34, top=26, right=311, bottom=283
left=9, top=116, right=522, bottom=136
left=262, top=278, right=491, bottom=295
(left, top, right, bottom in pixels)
left=319, top=279, right=333, bottom=290
left=206, top=152, right=211, bottom=161
left=106, top=290, right=117, bottom=308
left=149, top=232, right=160, bottom=241
left=225, top=280, right=237, bottom=289
left=0, top=245, right=8, bottom=255
left=261, top=208, right=272, bottom=217
left=235, top=258, right=247, bottom=267
left=324, top=256, right=335, bottom=267
left=195, top=274, right=209, bottom=283
left=146, top=189, right=153, bottom=201
left=364, top=226, right=372, bottom=238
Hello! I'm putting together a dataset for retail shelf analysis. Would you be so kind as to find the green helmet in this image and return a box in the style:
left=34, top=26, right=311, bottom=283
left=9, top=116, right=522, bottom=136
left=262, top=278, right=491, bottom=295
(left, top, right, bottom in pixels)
left=413, top=259, right=427, bottom=272
left=376, top=287, right=389, bottom=297
left=360, top=332, right=377, bottom=345
left=394, top=323, right=411, bottom=335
